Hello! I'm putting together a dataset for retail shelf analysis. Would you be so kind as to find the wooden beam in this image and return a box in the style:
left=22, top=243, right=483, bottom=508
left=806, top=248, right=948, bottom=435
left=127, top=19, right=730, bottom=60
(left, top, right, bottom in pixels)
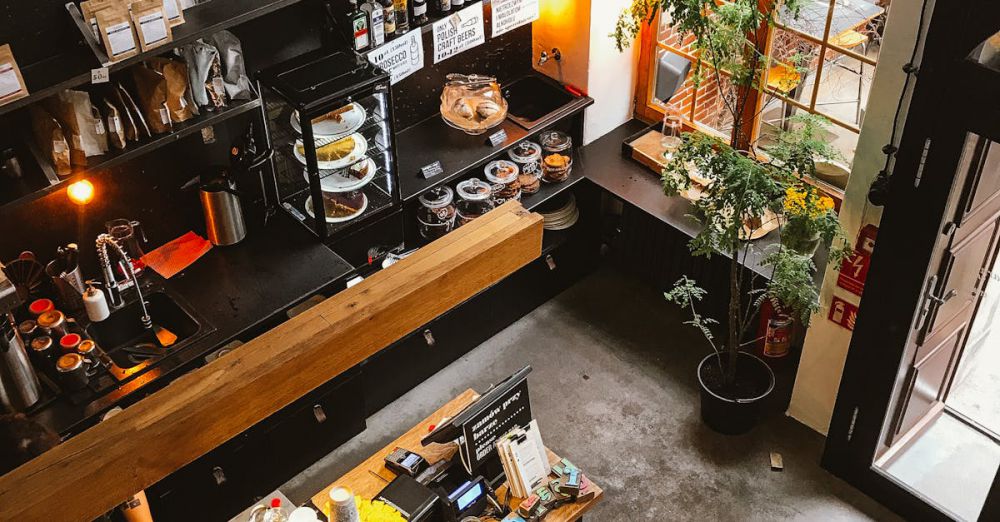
left=0, top=201, right=544, bottom=521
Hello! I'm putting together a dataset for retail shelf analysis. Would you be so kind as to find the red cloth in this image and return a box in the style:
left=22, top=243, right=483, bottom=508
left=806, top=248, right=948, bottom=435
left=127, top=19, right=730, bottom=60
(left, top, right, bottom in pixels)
left=141, top=232, right=212, bottom=279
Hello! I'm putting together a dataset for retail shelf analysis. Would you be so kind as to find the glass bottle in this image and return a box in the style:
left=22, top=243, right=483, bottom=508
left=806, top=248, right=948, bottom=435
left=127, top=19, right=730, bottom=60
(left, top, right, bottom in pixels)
left=412, top=0, right=429, bottom=25
left=451, top=0, right=464, bottom=10
left=661, top=112, right=682, bottom=158
left=393, top=0, right=410, bottom=33
left=365, top=0, right=386, bottom=47
left=438, top=0, right=451, bottom=14
left=347, top=0, right=371, bottom=51
left=381, top=0, right=396, bottom=38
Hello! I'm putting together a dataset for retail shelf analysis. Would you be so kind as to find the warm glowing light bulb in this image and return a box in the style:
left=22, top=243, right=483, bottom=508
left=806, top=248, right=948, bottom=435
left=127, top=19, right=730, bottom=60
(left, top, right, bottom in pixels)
left=67, top=180, right=95, bottom=205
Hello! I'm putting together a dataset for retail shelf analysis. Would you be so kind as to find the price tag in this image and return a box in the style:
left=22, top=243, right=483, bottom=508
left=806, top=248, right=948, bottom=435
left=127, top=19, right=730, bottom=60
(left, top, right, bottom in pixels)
left=91, top=67, right=110, bottom=84
left=487, top=129, right=508, bottom=147
left=491, top=0, right=540, bottom=37
left=421, top=161, right=445, bottom=179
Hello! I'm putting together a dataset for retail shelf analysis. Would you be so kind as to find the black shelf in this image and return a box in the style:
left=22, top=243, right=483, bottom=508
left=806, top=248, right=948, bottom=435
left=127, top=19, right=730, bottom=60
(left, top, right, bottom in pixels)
left=396, top=95, right=593, bottom=202
left=280, top=179, right=396, bottom=238
left=523, top=163, right=586, bottom=212
left=3, top=97, right=261, bottom=210
left=0, top=0, right=302, bottom=119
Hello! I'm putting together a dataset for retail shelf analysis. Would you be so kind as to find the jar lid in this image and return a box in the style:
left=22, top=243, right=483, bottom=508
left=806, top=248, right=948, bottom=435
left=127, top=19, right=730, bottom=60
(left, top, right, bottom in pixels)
left=508, top=141, right=541, bottom=163
left=540, top=131, right=572, bottom=152
left=18, top=320, right=37, bottom=335
left=485, top=160, right=520, bottom=184
left=456, top=178, right=493, bottom=201
left=56, top=353, right=84, bottom=372
left=79, top=340, right=96, bottom=354
left=37, top=310, right=65, bottom=328
left=29, top=299, right=55, bottom=316
left=59, top=333, right=82, bottom=350
left=31, top=336, right=53, bottom=352
left=419, top=186, right=455, bottom=209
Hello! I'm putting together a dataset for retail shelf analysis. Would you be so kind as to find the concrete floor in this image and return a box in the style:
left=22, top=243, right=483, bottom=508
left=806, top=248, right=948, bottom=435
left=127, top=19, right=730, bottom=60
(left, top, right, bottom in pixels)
left=281, top=268, right=899, bottom=521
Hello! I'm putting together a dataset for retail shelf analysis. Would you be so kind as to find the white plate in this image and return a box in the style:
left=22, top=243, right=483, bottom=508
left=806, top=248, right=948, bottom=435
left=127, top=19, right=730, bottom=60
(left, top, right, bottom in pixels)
left=293, top=133, right=368, bottom=171
left=291, top=103, right=367, bottom=138
left=304, top=193, right=369, bottom=224
left=305, top=157, right=378, bottom=193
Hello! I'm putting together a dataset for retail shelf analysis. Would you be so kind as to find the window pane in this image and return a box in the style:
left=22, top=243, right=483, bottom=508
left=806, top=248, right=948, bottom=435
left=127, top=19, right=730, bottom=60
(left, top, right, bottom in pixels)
left=693, top=72, right=735, bottom=138
left=767, top=28, right=820, bottom=105
left=814, top=47, right=871, bottom=129
left=653, top=47, right=696, bottom=118
left=777, top=0, right=830, bottom=40
left=827, top=0, right=887, bottom=50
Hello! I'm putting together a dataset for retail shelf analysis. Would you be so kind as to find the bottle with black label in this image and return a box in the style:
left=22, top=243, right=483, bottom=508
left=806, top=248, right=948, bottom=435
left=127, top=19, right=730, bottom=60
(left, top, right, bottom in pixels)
left=348, top=0, right=371, bottom=51
left=451, top=0, right=464, bottom=10
left=365, top=0, right=386, bottom=47
left=381, top=0, right=397, bottom=38
left=412, top=0, right=429, bottom=25
left=393, top=0, right=410, bottom=33
left=437, top=0, right=451, bottom=14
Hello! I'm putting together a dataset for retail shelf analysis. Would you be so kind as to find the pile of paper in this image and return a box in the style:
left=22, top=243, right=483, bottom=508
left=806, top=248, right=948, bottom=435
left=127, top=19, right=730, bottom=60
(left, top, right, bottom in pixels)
left=496, top=420, right=550, bottom=499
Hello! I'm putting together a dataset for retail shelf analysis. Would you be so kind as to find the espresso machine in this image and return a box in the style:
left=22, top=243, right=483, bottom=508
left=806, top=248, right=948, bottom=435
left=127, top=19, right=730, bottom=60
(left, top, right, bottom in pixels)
left=0, top=262, right=41, bottom=412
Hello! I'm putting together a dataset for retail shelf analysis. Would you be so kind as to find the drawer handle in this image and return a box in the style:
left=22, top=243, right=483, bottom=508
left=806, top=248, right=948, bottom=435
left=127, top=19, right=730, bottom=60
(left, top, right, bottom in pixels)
left=313, top=404, right=328, bottom=423
left=423, top=329, right=436, bottom=347
left=545, top=254, right=557, bottom=271
left=212, top=466, right=227, bottom=486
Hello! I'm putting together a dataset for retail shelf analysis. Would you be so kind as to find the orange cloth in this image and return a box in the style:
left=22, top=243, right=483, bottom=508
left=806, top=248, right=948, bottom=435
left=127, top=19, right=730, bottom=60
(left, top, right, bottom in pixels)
left=140, top=232, right=212, bottom=279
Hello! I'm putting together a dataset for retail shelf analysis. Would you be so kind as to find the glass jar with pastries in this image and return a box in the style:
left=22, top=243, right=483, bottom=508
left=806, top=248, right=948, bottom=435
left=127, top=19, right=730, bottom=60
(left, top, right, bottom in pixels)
left=417, top=186, right=457, bottom=240
left=258, top=50, right=401, bottom=240
left=440, top=74, right=508, bottom=135
left=455, top=178, right=496, bottom=227
left=540, top=131, right=573, bottom=184
left=507, top=141, right=542, bottom=195
left=484, top=160, right=521, bottom=205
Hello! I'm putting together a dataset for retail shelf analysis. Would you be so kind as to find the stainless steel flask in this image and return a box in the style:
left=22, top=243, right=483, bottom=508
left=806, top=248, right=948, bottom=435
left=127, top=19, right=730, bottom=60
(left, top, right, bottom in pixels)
left=199, top=170, right=247, bottom=246
left=0, top=267, right=40, bottom=412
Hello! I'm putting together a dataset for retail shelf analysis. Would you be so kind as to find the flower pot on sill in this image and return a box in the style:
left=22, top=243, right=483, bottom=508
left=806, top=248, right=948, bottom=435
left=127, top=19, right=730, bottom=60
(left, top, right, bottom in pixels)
left=697, top=352, right=775, bottom=435
left=786, top=233, right=822, bottom=256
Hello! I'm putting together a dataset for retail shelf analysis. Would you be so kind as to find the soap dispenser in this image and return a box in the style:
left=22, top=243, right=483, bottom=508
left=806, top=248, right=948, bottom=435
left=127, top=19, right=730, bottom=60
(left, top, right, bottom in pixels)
left=83, top=281, right=111, bottom=322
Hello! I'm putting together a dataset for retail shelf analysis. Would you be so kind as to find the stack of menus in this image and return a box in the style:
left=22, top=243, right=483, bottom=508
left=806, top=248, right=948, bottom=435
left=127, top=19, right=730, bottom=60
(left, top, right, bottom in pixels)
left=496, top=420, right=550, bottom=499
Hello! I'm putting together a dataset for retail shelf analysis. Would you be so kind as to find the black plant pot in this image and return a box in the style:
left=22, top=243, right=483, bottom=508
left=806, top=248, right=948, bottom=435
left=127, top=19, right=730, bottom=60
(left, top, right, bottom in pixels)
left=697, top=352, right=776, bottom=435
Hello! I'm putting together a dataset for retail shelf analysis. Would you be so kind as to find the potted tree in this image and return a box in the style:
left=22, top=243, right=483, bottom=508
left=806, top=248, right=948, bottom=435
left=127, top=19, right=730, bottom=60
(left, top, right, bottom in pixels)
left=614, top=1, right=850, bottom=434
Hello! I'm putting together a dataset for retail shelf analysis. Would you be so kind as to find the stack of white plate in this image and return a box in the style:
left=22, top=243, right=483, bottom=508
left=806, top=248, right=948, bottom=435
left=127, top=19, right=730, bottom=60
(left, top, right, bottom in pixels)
left=540, top=194, right=579, bottom=231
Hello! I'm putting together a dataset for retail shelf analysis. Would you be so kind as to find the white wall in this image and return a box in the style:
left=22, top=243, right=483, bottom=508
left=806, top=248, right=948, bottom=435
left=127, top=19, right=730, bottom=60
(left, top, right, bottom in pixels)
left=788, top=0, right=935, bottom=435
left=533, top=0, right=639, bottom=145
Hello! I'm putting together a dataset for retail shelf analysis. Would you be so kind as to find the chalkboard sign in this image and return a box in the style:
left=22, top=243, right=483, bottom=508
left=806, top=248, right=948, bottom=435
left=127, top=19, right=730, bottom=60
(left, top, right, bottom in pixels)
left=460, top=378, right=532, bottom=471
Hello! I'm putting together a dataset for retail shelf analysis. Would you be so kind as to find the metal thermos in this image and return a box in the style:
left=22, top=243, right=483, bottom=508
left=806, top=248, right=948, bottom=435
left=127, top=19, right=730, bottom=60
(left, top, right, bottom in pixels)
left=200, top=172, right=247, bottom=246
left=0, top=314, right=41, bottom=412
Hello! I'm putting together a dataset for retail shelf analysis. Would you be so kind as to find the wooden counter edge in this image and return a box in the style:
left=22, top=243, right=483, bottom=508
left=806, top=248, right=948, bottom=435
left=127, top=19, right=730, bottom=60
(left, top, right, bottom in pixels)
left=0, top=202, right=543, bottom=522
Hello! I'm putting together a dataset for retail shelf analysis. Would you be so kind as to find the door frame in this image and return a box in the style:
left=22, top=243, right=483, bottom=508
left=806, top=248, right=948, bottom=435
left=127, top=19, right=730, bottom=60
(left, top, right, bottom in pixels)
left=822, top=1, right=1000, bottom=520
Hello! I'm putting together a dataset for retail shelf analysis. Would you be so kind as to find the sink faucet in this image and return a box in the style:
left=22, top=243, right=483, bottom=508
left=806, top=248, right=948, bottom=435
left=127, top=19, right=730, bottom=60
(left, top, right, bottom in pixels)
left=96, top=233, right=152, bottom=330
left=538, top=48, right=562, bottom=66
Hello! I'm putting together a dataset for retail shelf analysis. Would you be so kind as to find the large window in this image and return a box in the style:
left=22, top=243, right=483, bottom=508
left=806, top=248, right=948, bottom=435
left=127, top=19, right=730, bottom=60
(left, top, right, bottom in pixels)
left=637, top=0, right=890, bottom=193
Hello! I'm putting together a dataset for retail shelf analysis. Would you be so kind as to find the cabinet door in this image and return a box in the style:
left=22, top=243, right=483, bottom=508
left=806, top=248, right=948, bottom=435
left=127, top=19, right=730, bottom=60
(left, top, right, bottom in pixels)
left=362, top=328, right=442, bottom=415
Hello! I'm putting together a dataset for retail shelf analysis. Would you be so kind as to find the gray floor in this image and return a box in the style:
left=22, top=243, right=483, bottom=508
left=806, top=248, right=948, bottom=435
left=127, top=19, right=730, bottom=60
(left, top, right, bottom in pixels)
left=281, top=268, right=899, bottom=521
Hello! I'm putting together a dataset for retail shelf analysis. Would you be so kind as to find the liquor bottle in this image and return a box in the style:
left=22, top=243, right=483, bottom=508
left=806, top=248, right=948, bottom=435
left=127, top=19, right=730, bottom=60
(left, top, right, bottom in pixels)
left=348, top=0, right=371, bottom=51
left=412, top=0, right=429, bottom=25
left=393, top=0, right=410, bottom=33
left=381, top=0, right=397, bottom=38
left=438, top=0, right=451, bottom=14
left=451, top=0, right=464, bottom=10
left=365, top=0, right=386, bottom=47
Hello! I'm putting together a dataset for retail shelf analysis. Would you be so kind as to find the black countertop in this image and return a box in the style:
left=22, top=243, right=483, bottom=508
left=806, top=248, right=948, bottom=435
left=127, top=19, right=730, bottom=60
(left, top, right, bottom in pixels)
left=34, top=213, right=354, bottom=435
left=579, top=120, right=828, bottom=280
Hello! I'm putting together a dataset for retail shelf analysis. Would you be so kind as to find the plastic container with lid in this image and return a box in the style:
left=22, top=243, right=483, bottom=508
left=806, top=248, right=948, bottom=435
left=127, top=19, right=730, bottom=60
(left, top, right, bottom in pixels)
left=508, top=141, right=542, bottom=195
left=540, top=131, right=573, bottom=184
left=455, top=178, right=496, bottom=227
left=417, top=186, right=457, bottom=240
left=484, top=160, right=521, bottom=205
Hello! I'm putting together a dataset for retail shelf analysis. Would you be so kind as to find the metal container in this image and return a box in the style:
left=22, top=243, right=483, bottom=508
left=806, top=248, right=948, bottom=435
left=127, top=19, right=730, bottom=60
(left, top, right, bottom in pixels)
left=0, top=314, right=41, bottom=412
left=200, top=171, right=247, bottom=246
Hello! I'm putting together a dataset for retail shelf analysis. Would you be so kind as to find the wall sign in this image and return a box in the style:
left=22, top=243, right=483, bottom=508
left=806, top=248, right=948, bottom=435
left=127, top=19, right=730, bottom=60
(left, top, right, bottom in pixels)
left=828, top=297, right=858, bottom=331
left=433, top=1, right=486, bottom=64
left=491, top=0, right=540, bottom=37
left=367, top=28, right=424, bottom=85
left=837, top=224, right=878, bottom=296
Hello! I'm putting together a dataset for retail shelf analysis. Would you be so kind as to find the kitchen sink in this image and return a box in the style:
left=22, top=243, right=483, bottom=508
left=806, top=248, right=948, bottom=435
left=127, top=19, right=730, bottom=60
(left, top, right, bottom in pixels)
left=503, top=75, right=579, bottom=130
left=87, top=291, right=203, bottom=371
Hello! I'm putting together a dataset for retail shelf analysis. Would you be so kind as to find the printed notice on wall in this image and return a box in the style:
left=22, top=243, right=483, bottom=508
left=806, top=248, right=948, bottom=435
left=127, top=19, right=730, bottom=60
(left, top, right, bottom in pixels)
left=433, top=1, right=486, bottom=64
left=367, top=28, right=424, bottom=85
left=491, top=0, right=539, bottom=37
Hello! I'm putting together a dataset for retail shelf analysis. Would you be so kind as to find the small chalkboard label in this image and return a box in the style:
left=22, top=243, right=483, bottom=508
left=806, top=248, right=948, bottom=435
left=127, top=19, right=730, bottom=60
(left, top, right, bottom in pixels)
left=487, top=129, right=508, bottom=147
left=421, top=161, right=445, bottom=179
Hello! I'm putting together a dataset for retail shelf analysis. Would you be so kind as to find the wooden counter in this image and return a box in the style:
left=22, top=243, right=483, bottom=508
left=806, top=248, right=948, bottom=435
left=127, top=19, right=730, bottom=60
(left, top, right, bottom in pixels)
left=311, top=390, right=603, bottom=521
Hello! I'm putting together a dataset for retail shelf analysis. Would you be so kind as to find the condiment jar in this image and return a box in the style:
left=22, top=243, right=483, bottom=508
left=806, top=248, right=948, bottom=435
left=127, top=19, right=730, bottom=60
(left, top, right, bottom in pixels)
left=37, top=310, right=68, bottom=338
left=484, top=160, right=521, bottom=205
left=540, top=131, right=573, bottom=184
left=30, top=336, right=55, bottom=365
left=29, top=298, right=55, bottom=317
left=508, top=141, right=542, bottom=195
left=417, top=186, right=457, bottom=241
left=56, top=353, right=89, bottom=391
left=59, top=333, right=82, bottom=353
left=455, top=178, right=496, bottom=227
left=17, top=320, right=39, bottom=341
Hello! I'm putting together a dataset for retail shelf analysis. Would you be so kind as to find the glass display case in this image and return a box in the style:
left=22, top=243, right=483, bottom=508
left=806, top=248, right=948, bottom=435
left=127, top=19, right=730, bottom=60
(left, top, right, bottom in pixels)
left=258, top=50, right=399, bottom=240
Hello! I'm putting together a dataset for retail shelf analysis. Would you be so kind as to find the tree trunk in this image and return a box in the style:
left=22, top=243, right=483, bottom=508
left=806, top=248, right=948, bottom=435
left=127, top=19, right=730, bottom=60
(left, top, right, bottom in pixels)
left=726, top=250, right=740, bottom=388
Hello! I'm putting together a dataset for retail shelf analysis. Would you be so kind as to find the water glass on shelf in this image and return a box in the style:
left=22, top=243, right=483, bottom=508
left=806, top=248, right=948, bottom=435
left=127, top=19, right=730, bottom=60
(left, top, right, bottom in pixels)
left=661, top=113, right=683, bottom=159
